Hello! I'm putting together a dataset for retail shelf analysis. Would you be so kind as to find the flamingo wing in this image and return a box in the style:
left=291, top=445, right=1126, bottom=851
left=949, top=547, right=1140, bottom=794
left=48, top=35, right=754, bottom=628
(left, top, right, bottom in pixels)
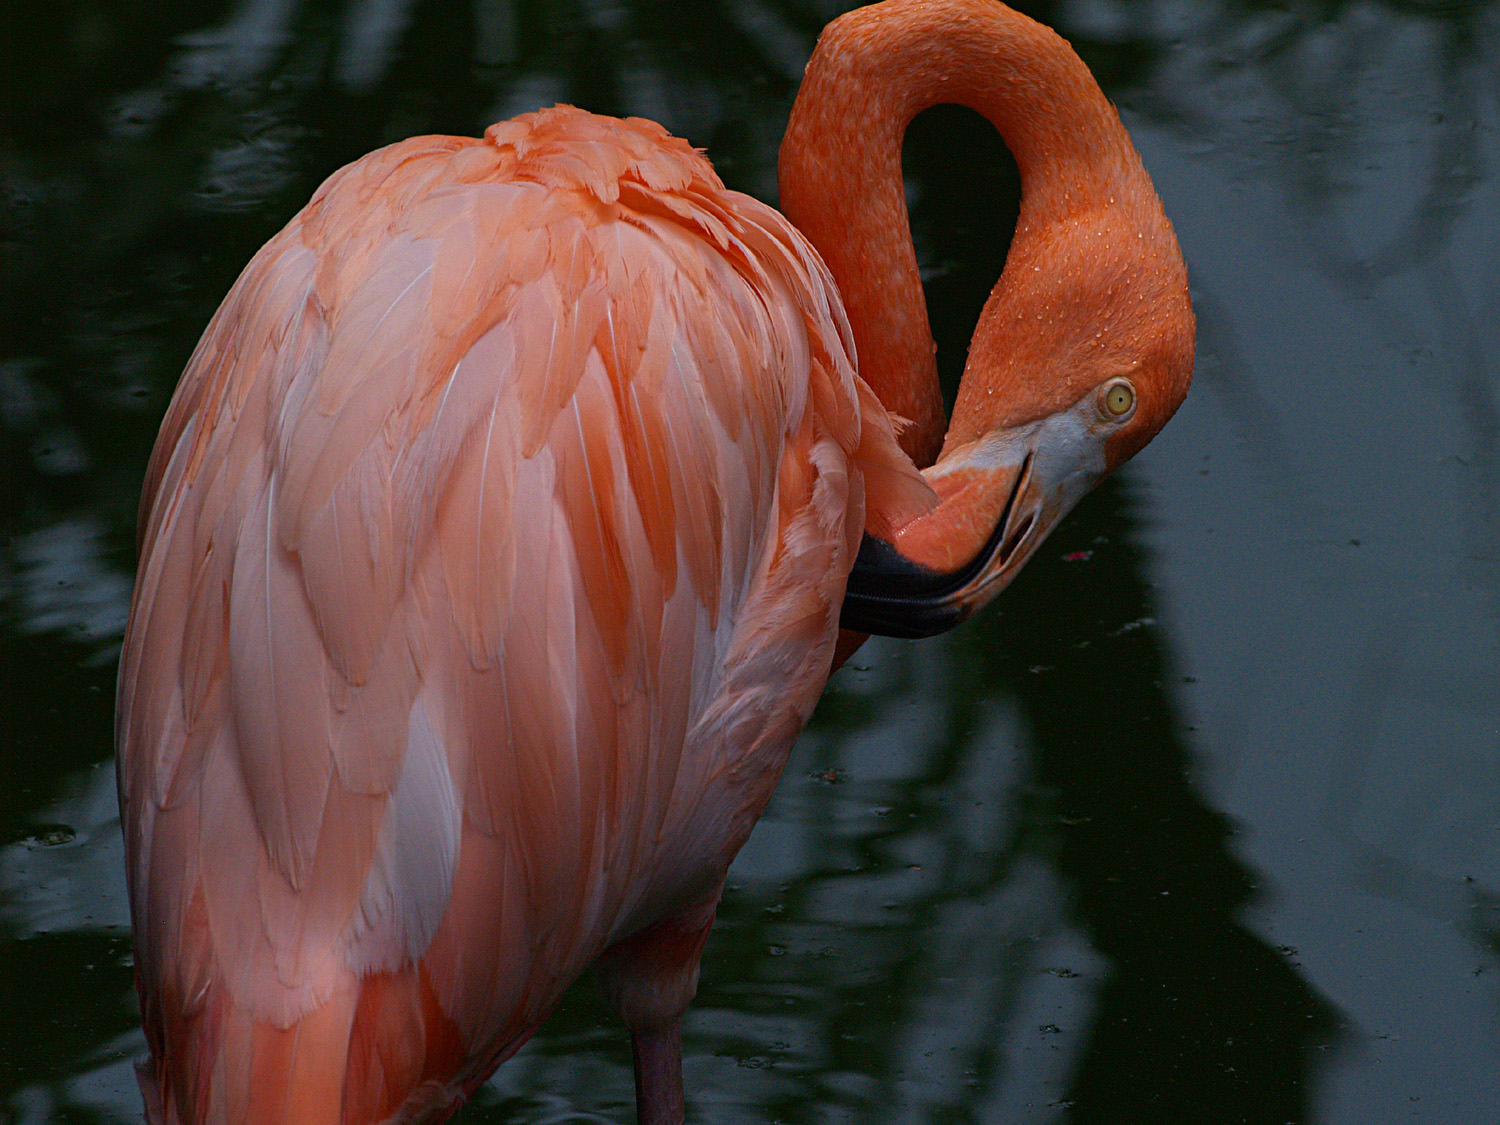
left=118, top=107, right=928, bottom=1123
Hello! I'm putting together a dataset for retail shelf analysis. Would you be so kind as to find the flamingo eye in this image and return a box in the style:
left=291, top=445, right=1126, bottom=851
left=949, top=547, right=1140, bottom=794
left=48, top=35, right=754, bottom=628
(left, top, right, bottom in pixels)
left=1100, top=379, right=1136, bottom=420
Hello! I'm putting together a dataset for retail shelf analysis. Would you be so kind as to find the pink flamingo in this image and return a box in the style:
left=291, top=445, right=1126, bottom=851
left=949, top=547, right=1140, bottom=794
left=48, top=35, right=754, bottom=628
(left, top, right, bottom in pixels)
left=117, top=1, right=1194, bottom=1121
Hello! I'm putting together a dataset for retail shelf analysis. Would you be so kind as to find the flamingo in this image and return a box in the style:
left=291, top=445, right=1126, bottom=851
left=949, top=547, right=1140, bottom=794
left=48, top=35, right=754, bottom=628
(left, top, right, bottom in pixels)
left=116, top=1, right=1194, bottom=1122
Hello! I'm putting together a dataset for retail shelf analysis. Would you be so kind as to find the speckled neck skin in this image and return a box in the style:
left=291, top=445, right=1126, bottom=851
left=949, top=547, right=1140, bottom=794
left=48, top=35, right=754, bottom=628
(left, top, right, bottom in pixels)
left=779, top=0, right=1191, bottom=474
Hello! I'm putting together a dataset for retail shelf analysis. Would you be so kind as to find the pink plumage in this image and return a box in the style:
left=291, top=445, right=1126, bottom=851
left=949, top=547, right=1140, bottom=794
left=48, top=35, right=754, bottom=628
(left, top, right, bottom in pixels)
left=119, top=2, right=1194, bottom=1121
left=119, top=105, right=929, bottom=1124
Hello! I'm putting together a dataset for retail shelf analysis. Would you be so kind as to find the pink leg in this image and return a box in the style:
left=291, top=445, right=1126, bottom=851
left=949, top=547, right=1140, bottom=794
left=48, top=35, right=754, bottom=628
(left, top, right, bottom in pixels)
left=630, top=1021, right=685, bottom=1125
left=596, top=892, right=719, bottom=1125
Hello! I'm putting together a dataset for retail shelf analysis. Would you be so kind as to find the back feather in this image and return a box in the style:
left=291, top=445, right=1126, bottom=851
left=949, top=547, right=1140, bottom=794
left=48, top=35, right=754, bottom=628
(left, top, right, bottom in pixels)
left=119, top=105, right=930, bottom=1124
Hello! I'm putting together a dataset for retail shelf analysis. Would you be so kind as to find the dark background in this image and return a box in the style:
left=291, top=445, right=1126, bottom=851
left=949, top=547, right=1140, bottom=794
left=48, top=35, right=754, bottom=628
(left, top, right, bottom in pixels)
left=3, top=1, right=1498, bottom=1121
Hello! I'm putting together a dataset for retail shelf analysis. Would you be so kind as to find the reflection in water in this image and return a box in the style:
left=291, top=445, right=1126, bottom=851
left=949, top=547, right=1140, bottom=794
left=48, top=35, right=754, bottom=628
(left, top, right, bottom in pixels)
left=1164, top=3, right=1500, bottom=1006
left=1156, top=0, right=1500, bottom=633
left=989, top=486, right=1338, bottom=1123
left=4, top=0, right=1496, bottom=1121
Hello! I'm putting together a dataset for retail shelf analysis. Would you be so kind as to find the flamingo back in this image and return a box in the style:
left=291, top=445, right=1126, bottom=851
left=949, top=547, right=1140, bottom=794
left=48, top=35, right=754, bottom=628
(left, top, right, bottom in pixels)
left=118, top=106, right=928, bottom=1123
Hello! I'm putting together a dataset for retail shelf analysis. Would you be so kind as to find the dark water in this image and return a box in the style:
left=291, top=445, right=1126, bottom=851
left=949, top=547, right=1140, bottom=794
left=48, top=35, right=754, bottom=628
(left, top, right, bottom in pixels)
left=4, top=1, right=1498, bottom=1122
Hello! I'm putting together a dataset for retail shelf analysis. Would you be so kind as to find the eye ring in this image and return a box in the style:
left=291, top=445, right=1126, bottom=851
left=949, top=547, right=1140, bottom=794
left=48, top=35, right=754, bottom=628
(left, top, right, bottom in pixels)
left=1099, top=378, right=1136, bottom=421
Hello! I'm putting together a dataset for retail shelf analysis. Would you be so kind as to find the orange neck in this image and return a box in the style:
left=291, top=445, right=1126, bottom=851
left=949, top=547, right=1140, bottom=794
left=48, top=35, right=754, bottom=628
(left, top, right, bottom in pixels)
left=778, top=0, right=1148, bottom=468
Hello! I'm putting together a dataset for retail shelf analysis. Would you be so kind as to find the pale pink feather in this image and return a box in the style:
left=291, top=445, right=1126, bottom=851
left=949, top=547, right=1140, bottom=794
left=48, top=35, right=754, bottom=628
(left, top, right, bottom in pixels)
left=118, top=105, right=933, bottom=1124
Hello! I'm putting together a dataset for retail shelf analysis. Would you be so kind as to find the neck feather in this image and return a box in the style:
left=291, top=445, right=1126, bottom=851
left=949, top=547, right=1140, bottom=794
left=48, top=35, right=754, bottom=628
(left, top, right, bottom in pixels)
left=779, top=0, right=1152, bottom=467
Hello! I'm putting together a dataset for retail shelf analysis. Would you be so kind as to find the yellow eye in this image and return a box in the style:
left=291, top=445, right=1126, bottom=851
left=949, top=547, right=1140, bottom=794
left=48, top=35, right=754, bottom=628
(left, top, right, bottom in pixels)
left=1101, top=380, right=1136, bottom=419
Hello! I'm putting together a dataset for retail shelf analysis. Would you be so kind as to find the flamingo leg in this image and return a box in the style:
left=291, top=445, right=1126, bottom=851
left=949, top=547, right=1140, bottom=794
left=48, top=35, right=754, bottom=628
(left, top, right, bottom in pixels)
left=596, top=891, right=719, bottom=1125
left=630, top=1022, right=686, bottom=1125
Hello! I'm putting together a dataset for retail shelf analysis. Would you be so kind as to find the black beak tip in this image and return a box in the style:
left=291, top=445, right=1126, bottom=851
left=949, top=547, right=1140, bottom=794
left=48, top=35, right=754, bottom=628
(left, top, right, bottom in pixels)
left=842, top=449, right=1032, bottom=640
left=839, top=534, right=975, bottom=639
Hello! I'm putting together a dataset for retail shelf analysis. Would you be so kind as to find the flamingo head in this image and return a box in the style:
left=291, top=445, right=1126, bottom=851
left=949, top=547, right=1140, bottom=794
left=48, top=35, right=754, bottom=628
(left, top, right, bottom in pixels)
left=842, top=199, right=1195, bottom=638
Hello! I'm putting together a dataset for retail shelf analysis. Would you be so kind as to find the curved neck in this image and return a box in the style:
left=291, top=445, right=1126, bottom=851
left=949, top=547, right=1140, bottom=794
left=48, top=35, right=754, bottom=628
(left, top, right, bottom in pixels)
left=779, top=0, right=1149, bottom=468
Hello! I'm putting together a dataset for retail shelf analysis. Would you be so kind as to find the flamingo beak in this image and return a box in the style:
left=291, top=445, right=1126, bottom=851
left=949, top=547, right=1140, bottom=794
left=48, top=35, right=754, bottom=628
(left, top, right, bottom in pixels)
left=842, top=397, right=1109, bottom=639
